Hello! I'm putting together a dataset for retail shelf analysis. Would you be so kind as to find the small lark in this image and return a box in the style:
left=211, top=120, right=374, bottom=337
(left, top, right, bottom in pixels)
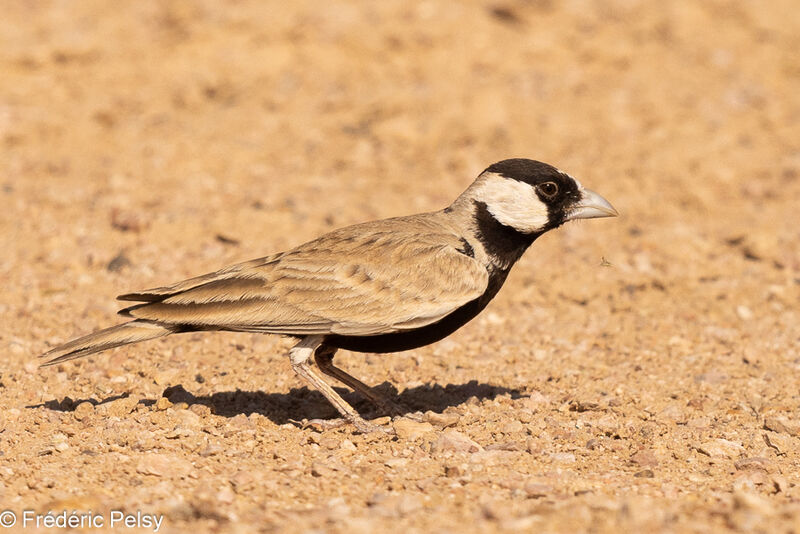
left=41, top=159, right=617, bottom=433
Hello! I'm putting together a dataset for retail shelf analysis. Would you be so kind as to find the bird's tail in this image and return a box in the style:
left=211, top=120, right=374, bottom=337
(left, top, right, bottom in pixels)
left=39, top=320, right=178, bottom=366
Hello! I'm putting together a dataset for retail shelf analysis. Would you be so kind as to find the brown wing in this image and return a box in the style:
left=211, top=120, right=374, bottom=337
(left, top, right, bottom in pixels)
left=119, top=219, right=489, bottom=336
left=116, top=252, right=287, bottom=302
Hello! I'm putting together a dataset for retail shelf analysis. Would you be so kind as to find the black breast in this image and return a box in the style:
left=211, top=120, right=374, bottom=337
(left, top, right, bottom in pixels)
left=324, top=267, right=512, bottom=353
left=325, top=201, right=541, bottom=353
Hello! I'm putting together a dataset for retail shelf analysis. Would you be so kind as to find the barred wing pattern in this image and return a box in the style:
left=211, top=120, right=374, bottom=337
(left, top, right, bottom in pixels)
left=119, top=219, right=489, bottom=337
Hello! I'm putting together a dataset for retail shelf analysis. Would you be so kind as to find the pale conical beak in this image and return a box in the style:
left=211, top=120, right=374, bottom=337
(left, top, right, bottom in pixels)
left=567, top=188, right=619, bottom=220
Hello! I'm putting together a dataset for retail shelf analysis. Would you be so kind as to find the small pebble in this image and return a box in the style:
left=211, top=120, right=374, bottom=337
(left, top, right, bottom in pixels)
left=424, top=411, right=460, bottom=428
left=393, top=418, right=434, bottom=440
left=696, top=439, right=745, bottom=459
left=432, top=430, right=483, bottom=453
left=630, top=449, right=659, bottom=467
left=73, top=402, right=95, bottom=421
left=764, top=416, right=800, bottom=437
left=524, top=482, right=553, bottom=498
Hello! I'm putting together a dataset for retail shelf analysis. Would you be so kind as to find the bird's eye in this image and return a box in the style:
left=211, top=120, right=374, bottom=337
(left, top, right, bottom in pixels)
left=537, top=182, right=559, bottom=199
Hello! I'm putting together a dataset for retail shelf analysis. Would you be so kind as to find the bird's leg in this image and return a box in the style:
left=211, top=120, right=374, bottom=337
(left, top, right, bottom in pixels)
left=289, top=336, right=391, bottom=434
left=314, top=344, right=422, bottom=421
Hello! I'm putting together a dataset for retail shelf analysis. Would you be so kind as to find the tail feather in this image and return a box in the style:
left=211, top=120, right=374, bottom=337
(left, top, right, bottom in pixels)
left=40, top=320, right=177, bottom=366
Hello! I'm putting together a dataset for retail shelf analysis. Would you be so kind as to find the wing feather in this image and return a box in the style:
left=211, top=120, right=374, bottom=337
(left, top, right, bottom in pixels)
left=120, top=218, right=489, bottom=337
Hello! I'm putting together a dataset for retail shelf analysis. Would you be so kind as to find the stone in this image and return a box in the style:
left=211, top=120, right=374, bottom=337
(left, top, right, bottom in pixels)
left=136, top=453, right=192, bottom=478
left=393, top=418, right=434, bottom=440
left=199, top=443, right=223, bottom=457
left=384, top=458, right=409, bottom=469
left=216, top=487, right=235, bottom=504
left=762, top=432, right=794, bottom=455
left=525, top=391, right=550, bottom=409
left=101, top=395, right=140, bottom=417
left=502, top=420, right=524, bottom=433
left=485, top=441, right=524, bottom=451
left=764, top=416, right=800, bottom=437
left=733, top=490, right=775, bottom=516
left=444, top=464, right=465, bottom=477
left=73, top=402, right=94, bottom=421
left=470, top=449, right=517, bottom=466
left=658, top=404, right=685, bottom=422
left=431, top=430, right=483, bottom=453
left=696, top=439, right=745, bottom=458
left=190, top=404, right=212, bottom=417
left=318, top=436, right=341, bottom=450
left=734, top=457, right=773, bottom=472
left=595, top=414, right=619, bottom=435
left=630, top=449, right=659, bottom=467
left=311, top=461, right=337, bottom=477
left=550, top=452, right=576, bottom=463
left=524, top=482, right=553, bottom=498
left=736, top=305, right=754, bottom=320
left=424, top=411, right=460, bottom=428
left=174, top=408, right=202, bottom=429
left=230, top=470, right=255, bottom=492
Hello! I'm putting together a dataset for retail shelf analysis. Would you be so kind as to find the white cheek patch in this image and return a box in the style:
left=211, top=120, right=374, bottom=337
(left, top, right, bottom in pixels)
left=474, top=175, right=550, bottom=233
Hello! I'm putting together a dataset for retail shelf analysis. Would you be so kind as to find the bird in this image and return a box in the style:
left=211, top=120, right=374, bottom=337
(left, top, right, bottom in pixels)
left=40, top=158, right=617, bottom=433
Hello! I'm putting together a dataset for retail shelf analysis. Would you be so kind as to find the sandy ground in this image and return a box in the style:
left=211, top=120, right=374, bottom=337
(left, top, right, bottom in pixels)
left=1, top=0, right=799, bottom=532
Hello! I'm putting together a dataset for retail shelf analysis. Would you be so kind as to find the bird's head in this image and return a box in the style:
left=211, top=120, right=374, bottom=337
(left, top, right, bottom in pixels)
left=467, top=158, right=618, bottom=235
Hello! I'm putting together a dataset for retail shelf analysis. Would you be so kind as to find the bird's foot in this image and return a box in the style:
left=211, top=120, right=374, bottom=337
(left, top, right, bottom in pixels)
left=352, top=416, right=395, bottom=435
left=302, top=418, right=348, bottom=431
left=391, top=410, right=425, bottom=422
left=303, top=416, right=394, bottom=435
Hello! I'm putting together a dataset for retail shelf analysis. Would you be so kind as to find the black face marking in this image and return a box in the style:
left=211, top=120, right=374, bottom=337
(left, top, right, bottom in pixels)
left=484, top=159, right=563, bottom=182
left=473, top=201, right=538, bottom=269
left=484, top=158, right=583, bottom=229
left=456, top=237, right=475, bottom=258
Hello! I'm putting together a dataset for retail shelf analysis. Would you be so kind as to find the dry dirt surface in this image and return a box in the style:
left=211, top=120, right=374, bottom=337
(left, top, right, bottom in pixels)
left=1, top=1, right=799, bottom=533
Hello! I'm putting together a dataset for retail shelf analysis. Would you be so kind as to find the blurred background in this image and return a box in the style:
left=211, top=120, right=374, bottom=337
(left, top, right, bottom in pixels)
left=2, top=1, right=797, bottom=271
left=3, top=0, right=797, bottom=364
left=1, top=1, right=799, bottom=532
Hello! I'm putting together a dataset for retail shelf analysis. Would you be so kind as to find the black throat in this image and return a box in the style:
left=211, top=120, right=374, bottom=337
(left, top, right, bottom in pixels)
left=322, top=201, right=542, bottom=354
left=473, top=201, right=540, bottom=271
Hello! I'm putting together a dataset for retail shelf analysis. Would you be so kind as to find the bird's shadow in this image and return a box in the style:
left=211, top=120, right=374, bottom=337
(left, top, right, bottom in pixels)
left=36, top=380, right=522, bottom=425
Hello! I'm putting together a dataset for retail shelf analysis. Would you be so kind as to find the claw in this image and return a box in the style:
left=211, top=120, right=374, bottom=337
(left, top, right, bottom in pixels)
left=352, top=418, right=395, bottom=435
left=394, top=411, right=425, bottom=422
left=302, top=416, right=394, bottom=435
left=304, top=418, right=348, bottom=431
